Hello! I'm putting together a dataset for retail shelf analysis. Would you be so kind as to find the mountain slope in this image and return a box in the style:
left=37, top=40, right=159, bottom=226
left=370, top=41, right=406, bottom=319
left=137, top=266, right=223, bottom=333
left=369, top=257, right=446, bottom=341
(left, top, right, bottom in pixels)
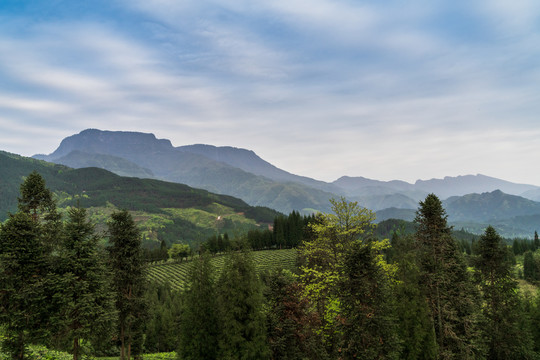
left=444, top=190, right=540, bottom=223
left=51, top=150, right=155, bottom=178
left=0, top=150, right=280, bottom=246
left=177, top=144, right=340, bottom=192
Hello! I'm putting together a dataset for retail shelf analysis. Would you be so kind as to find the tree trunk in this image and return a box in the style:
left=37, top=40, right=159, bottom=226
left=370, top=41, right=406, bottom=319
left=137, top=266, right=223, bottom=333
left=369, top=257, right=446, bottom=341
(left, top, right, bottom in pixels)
left=120, top=323, right=125, bottom=360
left=73, top=337, right=79, bottom=360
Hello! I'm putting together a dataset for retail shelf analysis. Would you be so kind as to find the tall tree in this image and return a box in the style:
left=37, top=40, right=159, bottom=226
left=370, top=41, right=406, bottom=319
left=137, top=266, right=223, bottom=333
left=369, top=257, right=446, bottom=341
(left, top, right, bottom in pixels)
left=391, top=234, right=437, bottom=360
left=474, top=226, right=535, bottom=359
left=57, top=206, right=116, bottom=360
left=0, top=172, right=63, bottom=359
left=415, top=194, right=484, bottom=359
left=338, top=240, right=400, bottom=359
left=217, top=250, right=269, bottom=360
left=264, top=270, right=326, bottom=360
left=298, top=197, right=376, bottom=356
left=0, top=212, right=46, bottom=359
left=108, top=210, right=148, bottom=360
left=178, top=253, right=219, bottom=360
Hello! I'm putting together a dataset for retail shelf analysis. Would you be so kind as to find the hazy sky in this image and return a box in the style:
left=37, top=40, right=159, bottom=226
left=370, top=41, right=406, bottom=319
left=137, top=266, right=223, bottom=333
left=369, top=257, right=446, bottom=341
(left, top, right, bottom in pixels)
left=1, top=0, right=539, bottom=185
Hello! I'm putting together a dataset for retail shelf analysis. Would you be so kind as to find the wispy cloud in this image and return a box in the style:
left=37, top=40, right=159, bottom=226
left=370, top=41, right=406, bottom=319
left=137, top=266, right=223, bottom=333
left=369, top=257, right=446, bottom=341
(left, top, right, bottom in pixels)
left=0, top=0, right=539, bottom=185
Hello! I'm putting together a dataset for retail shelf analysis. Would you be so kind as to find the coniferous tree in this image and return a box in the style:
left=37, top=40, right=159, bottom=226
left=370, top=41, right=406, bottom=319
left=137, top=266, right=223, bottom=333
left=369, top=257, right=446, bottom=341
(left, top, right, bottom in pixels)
left=474, top=226, right=535, bottom=359
left=264, top=270, right=326, bottom=360
left=217, top=250, right=269, bottom=360
left=0, top=211, right=46, bottom=359
left=523, top=251, right=537, bottom=282
left=392, top=234, right=437, bottom=360
left=338, top=240, right=400, bottom=359
left=0, top=172, right=64, bottom=359
left=108, top=210, right=148, bottom=360
left=178, top=253, right=219, bottom=360
left=415, top=194, right=484, bottom=359
left=57, top=206, right=116, bottom=360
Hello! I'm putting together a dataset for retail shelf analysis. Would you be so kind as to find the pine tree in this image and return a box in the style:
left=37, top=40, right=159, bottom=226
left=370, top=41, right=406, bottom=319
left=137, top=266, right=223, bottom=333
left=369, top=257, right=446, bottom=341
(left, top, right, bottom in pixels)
left=178, top=254, right=219, bottom=360
left=0, top=212, right=47, bottom=359
left=57, top=206, right=116, bottom=360
left=392, top=234, right=437, bottom=360
left=0, top=172, right=64, bottom=359
left=338, top=240, right=400, bottom=359
left=108, top=210, right=148, bottom=360
left=415, top=194, right=484, bottom=359
left=217, top=250, right=269, bottom=360
left=474, top=226, right=535, bottom=359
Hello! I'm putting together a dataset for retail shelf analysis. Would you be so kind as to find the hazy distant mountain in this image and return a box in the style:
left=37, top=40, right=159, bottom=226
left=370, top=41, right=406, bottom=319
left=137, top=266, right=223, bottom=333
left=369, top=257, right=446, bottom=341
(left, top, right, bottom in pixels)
left=48, top=150, right=155, bottom=178
left=35, top=129, right=337, bottom=214
left=177, top=144, right=340, bottom=193
left=353, top=193, right=419, bottom=212
left=415, top=174, right=538, bottom=199
left=332, top=174, right=540, bottom=202
left=521, top=188, right=540, bottom=202
left=33, top=129, right=540, bottom=238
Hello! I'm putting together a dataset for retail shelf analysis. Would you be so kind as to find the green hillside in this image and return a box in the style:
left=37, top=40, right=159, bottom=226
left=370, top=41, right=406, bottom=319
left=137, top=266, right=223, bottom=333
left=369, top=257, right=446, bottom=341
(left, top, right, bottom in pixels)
left=0, top=151, right=280, bottom=246
left=147, top=249, right=297, bottom=290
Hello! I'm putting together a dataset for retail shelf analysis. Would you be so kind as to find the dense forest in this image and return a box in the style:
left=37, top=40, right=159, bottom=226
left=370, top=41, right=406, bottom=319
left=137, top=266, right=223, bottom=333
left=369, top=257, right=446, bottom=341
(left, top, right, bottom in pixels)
left=3, top=172, right=540, bottom=360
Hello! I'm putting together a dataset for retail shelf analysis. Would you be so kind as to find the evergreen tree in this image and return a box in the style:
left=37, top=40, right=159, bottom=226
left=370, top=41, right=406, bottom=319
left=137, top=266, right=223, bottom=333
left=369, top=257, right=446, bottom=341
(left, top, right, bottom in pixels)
left=264, top=270, right=326, bottom=360
left=217, top=250, right=269, bottom=360
left=474, top=226, right=535, bottom=359
left=57, top=206, right=116, bottom=360
left=391, top=234, right=437, bottom=360
left=523, top=251, right=537, bottom=282
left=108, top=210, right=148, bottom=360
left=17, top=170, right=54, bottom=221
left=178, top=254, right=219, bottom=360
left=415, top=194, right=484, bottom=359
left=0, top=212, right=47, bottom=359
left=0, top=172, right=64, bottom=359
left=338, top=240, right=400, bottom=359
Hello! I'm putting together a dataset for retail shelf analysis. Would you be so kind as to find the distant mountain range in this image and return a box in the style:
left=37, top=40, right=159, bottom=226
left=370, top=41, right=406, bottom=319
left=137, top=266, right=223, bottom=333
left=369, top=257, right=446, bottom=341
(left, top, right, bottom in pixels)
left=28, top=128, right=540, bottom=238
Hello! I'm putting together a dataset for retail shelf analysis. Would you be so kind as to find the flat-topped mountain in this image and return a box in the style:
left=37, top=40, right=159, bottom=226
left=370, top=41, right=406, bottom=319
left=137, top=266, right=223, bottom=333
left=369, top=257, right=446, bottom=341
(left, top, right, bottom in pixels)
left=35, top=129, right=337, bottom=214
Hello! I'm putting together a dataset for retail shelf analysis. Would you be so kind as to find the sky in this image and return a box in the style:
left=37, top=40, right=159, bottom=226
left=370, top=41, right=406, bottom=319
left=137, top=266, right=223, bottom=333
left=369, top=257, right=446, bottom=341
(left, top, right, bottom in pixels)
left=1, top=0, right=539, bottom=185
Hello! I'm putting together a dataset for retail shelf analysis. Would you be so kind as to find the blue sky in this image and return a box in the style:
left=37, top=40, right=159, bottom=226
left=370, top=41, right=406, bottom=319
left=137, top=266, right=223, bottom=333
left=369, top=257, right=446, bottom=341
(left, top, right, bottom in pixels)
left=1, top=0, right=539, bottom=185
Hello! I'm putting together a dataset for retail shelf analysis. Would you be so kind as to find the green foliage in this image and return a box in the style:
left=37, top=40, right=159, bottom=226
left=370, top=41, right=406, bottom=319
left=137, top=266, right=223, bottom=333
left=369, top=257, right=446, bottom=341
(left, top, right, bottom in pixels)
left=391, top=234, right=438, bottom=360
left=144, top=283, right=182, bottom=354
left=474, top=226, right=535, bottom=359
left=0, top=211, right=48, bottom=359
left=53, top=206, right=117, bottom=360
left=216, top=250, right=269, bottom=360
left=107, top=210, right=148, bottom=360
left=415, top=194, right=484, bottom=359
left=338, top=241, right=400, bottom=359
left=298, top=197, right=388, bottom=357
left=263, top=270, right=326, bottom=360
left=178, top=254, right=219, bottom=360
left=168, top=243, right=190, bottom=262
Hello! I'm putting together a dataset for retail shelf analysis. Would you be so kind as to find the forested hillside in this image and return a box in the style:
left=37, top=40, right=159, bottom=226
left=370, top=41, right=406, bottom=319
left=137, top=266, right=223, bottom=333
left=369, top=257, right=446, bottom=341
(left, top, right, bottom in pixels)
left=0, top=151, right=279, bottom=246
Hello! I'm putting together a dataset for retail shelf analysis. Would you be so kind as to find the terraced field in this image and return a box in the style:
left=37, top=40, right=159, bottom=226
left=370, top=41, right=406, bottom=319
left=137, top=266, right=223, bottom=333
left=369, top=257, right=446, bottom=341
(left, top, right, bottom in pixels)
left=148, top=248, right=298, bottom=290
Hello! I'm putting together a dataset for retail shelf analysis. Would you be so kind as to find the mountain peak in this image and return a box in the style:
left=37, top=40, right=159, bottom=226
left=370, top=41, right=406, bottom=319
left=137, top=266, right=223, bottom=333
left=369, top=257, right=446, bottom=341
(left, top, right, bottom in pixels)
left=44, top=129, right=173, bottom=160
